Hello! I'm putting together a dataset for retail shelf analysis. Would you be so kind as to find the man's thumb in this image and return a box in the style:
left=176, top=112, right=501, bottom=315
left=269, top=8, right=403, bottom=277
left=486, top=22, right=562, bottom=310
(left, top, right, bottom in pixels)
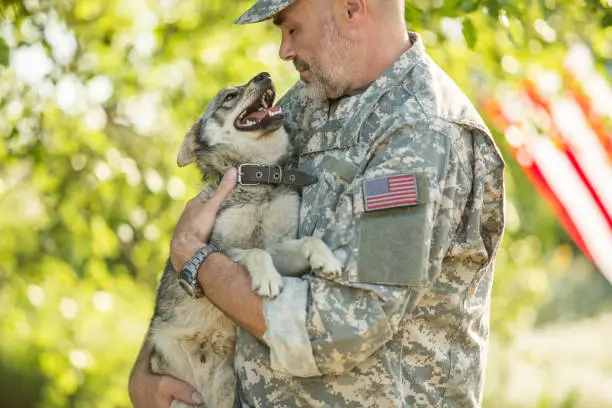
left=210, top=167, right=237, bottom=205
left=162, top=376, right=205, bottom=406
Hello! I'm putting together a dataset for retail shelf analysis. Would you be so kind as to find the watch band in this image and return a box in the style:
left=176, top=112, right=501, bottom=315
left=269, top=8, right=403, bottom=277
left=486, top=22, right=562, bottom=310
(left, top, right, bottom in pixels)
left=178, top=244, right=219, bottom=298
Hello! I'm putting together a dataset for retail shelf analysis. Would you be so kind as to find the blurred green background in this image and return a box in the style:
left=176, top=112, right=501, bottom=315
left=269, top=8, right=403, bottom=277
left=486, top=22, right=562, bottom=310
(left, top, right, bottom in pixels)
left=1, top=0, right=612, bottom=407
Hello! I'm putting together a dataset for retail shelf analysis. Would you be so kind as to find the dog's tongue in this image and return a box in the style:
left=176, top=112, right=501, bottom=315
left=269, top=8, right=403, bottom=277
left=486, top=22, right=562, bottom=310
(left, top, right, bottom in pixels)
left=246, top=111, right=267, bottom=120
left=245, top=106, right=282, bottom=121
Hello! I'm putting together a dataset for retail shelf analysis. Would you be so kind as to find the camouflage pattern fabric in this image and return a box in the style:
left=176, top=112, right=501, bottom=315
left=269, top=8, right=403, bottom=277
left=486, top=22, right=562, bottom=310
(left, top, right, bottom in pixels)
left=234, top=32, right=506, bottom=407
left=235, top=0, right=295, bottom=24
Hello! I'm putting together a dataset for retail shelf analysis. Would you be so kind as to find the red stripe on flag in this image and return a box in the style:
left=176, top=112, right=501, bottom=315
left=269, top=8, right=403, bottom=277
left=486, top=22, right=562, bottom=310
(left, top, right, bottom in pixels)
left=480, top=96, right=594, bottom=260
left=562, top=146, right=612, bottom=228
left=388, top=177, right=415, bottom=184
left=368, top=190, right=417, bottom=198
left=523, top=81, right=612, bottom=230
left=524, top=157, right=593, bottom=259
left=367, top=199, right=418, bottom=209
left=368, top=194, right=417, bottom=204
left=366, top=196, right=418, bottom=208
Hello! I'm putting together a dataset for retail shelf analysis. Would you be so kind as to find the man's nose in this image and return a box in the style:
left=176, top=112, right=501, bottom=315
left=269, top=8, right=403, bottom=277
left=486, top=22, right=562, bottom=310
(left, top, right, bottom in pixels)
left=278, top=31, right=295, bottom=61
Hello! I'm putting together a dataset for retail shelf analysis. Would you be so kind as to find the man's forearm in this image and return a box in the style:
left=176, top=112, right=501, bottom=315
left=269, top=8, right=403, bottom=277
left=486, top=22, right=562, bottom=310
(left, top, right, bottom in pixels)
left=197, top=253, right=266, bottom=339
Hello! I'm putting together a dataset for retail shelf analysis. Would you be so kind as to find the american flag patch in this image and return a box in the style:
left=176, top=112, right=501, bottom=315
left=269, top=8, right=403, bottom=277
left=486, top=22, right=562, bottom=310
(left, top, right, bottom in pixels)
left=363, top=173, right=419, bottom=211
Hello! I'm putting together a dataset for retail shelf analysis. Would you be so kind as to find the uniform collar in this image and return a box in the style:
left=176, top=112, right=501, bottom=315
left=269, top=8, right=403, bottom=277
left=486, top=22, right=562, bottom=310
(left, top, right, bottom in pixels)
left=298, top=32, right=427, bottom=144
left=334, top=32, right=426, bottom=135
left=340, top=31, right=424, bottom=106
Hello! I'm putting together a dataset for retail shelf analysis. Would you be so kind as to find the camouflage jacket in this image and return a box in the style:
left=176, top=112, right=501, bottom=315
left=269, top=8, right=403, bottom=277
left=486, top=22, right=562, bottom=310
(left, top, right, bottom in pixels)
left=235, top=32, right=505, bottom=407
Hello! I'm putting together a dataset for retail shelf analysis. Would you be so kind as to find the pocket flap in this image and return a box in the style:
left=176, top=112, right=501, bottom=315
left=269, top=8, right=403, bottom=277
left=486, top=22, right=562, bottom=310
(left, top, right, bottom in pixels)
left=348, top=168, right=441, bottom=287
left=300, top=123, right=356, bottom=155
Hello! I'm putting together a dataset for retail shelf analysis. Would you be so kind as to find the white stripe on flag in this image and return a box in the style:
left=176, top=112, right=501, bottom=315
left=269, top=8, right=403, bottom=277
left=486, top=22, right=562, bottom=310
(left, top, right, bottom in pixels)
left=551, top=98, right=612, bottom=218
left=528, top=132, right=612, bottom=282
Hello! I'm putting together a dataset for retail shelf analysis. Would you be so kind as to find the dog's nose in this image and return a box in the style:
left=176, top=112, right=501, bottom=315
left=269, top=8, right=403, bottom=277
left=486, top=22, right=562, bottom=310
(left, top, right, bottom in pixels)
left=253, top=72, right=270, bottom=83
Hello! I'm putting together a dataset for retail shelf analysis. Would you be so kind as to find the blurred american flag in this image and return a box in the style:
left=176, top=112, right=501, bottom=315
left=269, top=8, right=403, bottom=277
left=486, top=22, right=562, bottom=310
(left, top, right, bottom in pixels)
left=481, top=44, right=612, bottom=283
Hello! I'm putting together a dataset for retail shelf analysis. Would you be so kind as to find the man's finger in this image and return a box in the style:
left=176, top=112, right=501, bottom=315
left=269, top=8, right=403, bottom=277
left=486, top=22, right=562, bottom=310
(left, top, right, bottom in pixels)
left=159, top=376, right=204, bottom=406
left=207, top=167, right=237, bottom=208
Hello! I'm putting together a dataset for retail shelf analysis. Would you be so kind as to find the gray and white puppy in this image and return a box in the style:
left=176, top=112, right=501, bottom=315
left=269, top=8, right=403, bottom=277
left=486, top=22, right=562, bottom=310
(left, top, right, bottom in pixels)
left=148, top=73, right=341, bottom=408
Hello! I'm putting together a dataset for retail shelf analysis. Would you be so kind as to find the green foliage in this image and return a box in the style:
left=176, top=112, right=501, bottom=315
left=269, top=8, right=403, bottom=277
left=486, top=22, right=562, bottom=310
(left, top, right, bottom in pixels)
left=601, top=11, right=612, bottom=27
left=0, top=38, right=8, bottom=66
left=1, top=0, right=611, bottom=407
left=462, top=17, right=477, bottom=49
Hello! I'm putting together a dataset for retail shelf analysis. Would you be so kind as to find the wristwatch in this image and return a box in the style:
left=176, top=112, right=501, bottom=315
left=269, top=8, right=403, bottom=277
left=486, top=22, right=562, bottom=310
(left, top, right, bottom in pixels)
left=178, top=244, right=219, bottom=298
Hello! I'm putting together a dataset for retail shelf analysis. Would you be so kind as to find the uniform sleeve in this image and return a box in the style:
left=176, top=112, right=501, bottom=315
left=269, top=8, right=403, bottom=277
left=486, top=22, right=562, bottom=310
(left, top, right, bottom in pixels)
left=262, top=123, right=471, bottom=377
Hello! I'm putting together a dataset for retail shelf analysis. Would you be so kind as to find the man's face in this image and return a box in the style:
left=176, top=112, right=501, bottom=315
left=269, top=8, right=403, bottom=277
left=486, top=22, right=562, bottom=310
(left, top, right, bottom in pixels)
left=274, top=0, right=361, bottom=100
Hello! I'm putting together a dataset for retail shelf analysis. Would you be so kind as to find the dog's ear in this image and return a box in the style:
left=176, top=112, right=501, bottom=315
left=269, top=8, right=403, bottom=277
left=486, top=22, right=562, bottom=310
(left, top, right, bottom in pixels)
left=177, top=123, right=197, bottom=167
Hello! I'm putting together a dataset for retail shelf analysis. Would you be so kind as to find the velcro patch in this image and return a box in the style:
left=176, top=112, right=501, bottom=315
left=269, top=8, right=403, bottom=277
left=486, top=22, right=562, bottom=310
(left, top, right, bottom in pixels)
left=363, top=173, right=419, bottom=211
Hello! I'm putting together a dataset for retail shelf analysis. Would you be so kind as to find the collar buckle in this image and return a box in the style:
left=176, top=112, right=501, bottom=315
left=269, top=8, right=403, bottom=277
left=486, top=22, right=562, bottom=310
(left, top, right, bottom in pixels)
left=238, top=163, right=260, bottom=186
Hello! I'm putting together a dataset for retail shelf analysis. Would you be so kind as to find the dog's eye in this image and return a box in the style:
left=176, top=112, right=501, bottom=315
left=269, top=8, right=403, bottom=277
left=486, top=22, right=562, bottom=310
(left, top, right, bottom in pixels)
left=224, top=92, right=238, bottom=103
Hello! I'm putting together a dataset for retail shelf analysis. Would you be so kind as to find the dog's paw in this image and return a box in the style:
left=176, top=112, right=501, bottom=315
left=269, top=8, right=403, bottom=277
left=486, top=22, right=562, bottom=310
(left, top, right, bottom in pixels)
left=245, top=250, right=284, bottom=298
left=304, top=238, right=343, bottom=277
left=251, top=267, right=284, bottom=298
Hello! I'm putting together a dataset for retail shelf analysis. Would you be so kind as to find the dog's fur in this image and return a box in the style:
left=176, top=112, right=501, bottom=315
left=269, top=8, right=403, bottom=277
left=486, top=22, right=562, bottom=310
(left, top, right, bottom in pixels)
left=148, top=73, right=341, bottom=408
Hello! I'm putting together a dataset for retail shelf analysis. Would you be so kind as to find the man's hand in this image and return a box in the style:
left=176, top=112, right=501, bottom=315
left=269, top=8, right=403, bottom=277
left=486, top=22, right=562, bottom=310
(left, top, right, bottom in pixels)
left=170, top=168, right=237, bottom=271
left=128, top=339, right=206, bottom=407
left=129, top=370, right=205, bottom=407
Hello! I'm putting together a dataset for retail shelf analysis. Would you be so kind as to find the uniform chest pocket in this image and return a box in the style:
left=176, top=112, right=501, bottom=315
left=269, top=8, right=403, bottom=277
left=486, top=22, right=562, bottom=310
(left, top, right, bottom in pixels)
left=297, top=130, right=364, bottom=238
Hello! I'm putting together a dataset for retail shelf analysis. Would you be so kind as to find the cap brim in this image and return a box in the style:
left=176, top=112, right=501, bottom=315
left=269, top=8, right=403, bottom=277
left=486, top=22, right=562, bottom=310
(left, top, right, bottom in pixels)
left=235, top=0, right=293, bottom=24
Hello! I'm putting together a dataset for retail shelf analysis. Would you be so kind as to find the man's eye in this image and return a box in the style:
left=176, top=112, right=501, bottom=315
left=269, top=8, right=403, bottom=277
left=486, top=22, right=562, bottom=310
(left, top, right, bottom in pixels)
left=289, top=28, right=296, bottom=36
left=224, top=93, right=237, bottom=102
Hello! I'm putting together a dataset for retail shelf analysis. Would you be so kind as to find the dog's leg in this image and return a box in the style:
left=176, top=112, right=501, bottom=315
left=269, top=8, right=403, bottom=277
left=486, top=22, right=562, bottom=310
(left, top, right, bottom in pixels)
left=267, top=237, right=343, bottom=277
left=208, top=356, right=237, bottom=408
left=226, top=248, right=283, bottom=297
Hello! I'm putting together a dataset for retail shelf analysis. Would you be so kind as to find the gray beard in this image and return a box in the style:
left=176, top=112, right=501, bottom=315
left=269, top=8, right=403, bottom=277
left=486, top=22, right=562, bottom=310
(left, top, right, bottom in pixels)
left=305, top=19, right=361, bottom=102
left=308, top=72, right=341, bottom=101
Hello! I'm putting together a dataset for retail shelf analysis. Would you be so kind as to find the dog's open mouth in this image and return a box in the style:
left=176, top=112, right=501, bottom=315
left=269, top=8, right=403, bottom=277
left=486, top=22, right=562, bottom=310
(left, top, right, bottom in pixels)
left=234, top=88, right=283, bottom=131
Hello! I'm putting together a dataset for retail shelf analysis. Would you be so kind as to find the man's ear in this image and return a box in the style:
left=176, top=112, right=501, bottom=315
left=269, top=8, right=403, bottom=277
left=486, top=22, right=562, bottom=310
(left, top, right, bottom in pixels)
left=341, top=0, right=366, bottom=24
left=177, top=123, right=197, bottom=167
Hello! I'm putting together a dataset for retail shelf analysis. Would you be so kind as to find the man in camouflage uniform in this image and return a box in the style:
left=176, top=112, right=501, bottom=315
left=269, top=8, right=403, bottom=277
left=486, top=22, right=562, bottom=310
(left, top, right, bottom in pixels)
left=129, top=0, right=505, bottom=407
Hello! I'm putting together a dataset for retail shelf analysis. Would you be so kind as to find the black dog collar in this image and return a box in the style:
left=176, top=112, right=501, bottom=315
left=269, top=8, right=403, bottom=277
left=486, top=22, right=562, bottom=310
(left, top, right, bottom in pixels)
left=237, top=164, right=318, bottom=187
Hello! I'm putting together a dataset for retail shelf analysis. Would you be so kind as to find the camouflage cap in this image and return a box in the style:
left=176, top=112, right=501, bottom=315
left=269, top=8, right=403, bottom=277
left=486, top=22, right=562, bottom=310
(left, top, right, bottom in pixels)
left=235, top=0, right=295, bottom=24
